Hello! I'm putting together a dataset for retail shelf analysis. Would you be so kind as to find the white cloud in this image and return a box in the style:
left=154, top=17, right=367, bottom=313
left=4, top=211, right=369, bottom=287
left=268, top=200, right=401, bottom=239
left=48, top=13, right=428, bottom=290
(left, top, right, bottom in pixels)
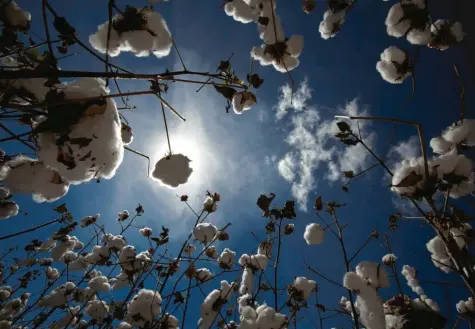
left=387, top=135, right=420, bottom=171
left=275, top=79, right=376, bottom=210
left=274, top=77, right=313, bottom=120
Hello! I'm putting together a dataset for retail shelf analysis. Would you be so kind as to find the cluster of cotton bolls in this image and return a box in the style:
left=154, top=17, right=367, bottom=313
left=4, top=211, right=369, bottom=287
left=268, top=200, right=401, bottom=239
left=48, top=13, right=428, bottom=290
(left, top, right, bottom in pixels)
left=238, top=243, right=270, bottom=295
left=384, top=0, right=464, bottom=48
left=391, top=149, right=475, bottom=199
left=151, top=153, right=193, bottom=188
left=36, top=78, right=124, bottom=185
left=426, top=236, right=453, bottom=273
left=224, top=0, right=304, bottom=73
left=126, top=289, right=163, bottom=327
left=0, top=0, right=31, bottom=31
left=318, top=1, right=351, bottom=40
left=303, top=223, right=324, bottom=245
left=401, top=265, right=439, bottom=312
left=234, top=299, right=288, bottom=329
left=430, top=119, right=475, bottom=155
left=376, top=46, right=412, bottom=84
left=89, top=6, right=172, bottom=58
left=198, top=280, right=235, bottom=329
left=343, top=261, right=389, bottom=329
left=85, top=300, right=109, bottom=324
left=0, top=292, right=30, bottom=321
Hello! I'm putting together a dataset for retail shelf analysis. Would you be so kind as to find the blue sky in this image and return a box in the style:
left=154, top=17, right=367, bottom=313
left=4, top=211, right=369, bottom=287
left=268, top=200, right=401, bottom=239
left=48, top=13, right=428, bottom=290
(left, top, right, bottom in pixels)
left=2, top=0, right=475, bottom=328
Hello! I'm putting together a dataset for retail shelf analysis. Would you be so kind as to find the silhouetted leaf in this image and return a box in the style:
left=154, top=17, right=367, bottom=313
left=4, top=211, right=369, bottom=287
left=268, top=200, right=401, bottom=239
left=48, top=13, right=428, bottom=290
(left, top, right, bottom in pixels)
left=214, top=85, right=237, bottom=100
left=336, top=121, right=351, bottom=132
left=247, top=73, right=264, bottom=89
left=314, top=196, right=322, bottom=211
left=343, top=170, right=354, bottom=178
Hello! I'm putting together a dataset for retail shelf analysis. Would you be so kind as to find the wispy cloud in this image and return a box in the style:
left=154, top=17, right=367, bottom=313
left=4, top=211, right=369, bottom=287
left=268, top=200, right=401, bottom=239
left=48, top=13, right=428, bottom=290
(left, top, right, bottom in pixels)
left=274, top=79, right=376, bottom=211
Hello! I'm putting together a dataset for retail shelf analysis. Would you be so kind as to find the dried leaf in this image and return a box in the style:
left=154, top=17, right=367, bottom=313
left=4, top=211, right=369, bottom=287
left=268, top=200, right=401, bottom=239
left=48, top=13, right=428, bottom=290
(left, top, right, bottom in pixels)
left=258, top=16, right=269, bottom=26
left=343, top=170, right=354, bottom=178
left=314, top=196, right=322, bottom=211
left=342, top=186, right=349, bottom=193
left=214, top=85, right=237, bottom=101
left=53, top=203, right=68, bottom=214
left=247, top=73, right=264, bottom=89
left=392, top=171, right=423, bottom=188
left=316, top=303, right=326, bottom=312
left=336, top=121, right=351, bottom=132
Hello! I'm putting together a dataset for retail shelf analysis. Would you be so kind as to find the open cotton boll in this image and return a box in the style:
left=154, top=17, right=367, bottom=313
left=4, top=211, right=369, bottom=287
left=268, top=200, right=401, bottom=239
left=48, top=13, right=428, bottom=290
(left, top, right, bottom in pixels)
left=139, top=227, right=153, bottom=237
left=232, top=91, right=257, bottom=114
left=0, top=201, right=19, bottom=219
left=376, top=46, right=411, bottom=84
left=430, top=136, right=452, bottom=155
left=255, top=304, right=288, bottom=329
left=36, top=78, right=124, bottom=185
left=456, top=297, right=475, bottom=314
left=293, top=277, right=317, bottom=300
left=152, top=154, right=193, bottom=188
left=127, top=289, right=162, bottom=325
left=224, top=0, right=259, bottom=23
left=193, top=223, right=218, bottom=244
left=89, top=7, right=172, bottom=58
left=382, top=253, right=397, bottom=267
left=390, top=157, right=429, bottom=197
left=80, top=214, right=100, bottom=227
left=88, top=275, right=111, bottom=292
left=257, top=1, right=285, bottom=44
left=433, top=119, right=475, bottom=154
left=205, top=245, right=219, bottom=260
left=434, top=151, right=475, bottom=198
left=219, top=248, right=236, bottom=269
left=356, top=261, right=390, bottom=288
left=121, top=123, right=134, bottom=145
left=3, top=156, right=69, bottom=203
left=85, top=300, right=109, bottom=324
left=0, top=0, right=31, bottom=31
left=385, top=0, right=430, bottom=45
left=429, top=20, right=465, bottom=51
left=117, top=322, right=132, bottom=329
left=197, top=268, right=213, bottom=282
left=343, top=272, right=365, bottom=291
left=304, top=223, right=324, bottom=245
left=285, top=35, right=304, bottom=57
left=355, top=285, right=386, bottom=329
left=426, top=236, right=453, bottom=273
left=319, top=9, right=346, bottom=40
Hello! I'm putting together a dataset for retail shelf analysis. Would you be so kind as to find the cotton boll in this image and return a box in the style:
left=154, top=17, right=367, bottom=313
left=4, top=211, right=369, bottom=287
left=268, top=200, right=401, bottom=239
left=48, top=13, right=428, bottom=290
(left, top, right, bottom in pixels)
left=429, top=20, right=465, bottom=51
left=385, top=1, right=429, bottom=44
left=390, top=157, right=427, bottom=197
left=426, top=236, right=453, bottom=273
left=57, top=305, right=80, bottom=327
left=232, top=92, right=256, bottom=115
left=356, top=261, right=390, bottom=288
left=240, top=267, right=254, bottom=295
left=406, top=25, right=432, bottom=45
left=304, top=223, right=324, bottom=245
left=0, top=187, right=10, bottom=199
left=85, top=300, right=109, bottom=324
left=219, top=248, right=236, bottom=269
left=121, top=124, right=134, bottom=145
left=51, top=235, right=77, bottom=261
left=117, top=322, right=132, bottom=329
left=0, top=201, right=19, bottom=219
left=450, top=228, right=467, bottom=249
left=0, top=0, right=31, bottom=31
left=139, top=227, right=153, bottom=237
left=376, top=46, right=411, bottom=84
left=36, top=79, right=124, bottom=184
left=224, top=0, right=259, bottom=23
left=89, top=8, right=172, bottom=58
left=319, top=9, right=346, bottom=40
left=251, top=46, right=273, bottom=67
left=274, top=55, right=300, bottom=73
left=355, top=285, right=386, bottom=329
left=127, top=289, right=162, bottom=325
left=80, top=214, right=100, bottom=227
left=46, top=266, right=59, bottom=281
left=0, top=287, right=12, bottom=301
left=257, top=241, right=272, bottom=258
left=293, top=277, right=317, bottom=300
left=382, top=253, right=397, bottom=266
left=203, top=195, right=218, bottom=213
left=152, top=153, right=193, bottom=188
left=89, top=275, right=111, bottom=292
left=197, top=268, right=213, bottom=282
left=430, top=136, right=452, bottom=155
left=3, top=156, right=69, bottom=203
left=193, top=223, right=218, bottom=244
left=285, top=35, right=304, bottom=57
left=257, top=3, right=285, bottom=44
left=185, top=244, right=197, bottom=256
left=441, top=119, right=475, bottom=146
left=343, top=272, right=365, bottom=291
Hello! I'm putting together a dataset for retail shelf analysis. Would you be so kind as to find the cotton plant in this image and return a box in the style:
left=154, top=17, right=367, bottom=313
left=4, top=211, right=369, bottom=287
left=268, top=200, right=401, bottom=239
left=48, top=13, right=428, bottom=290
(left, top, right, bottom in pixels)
left=251, top=34, right=304, bottom=73
left=151, top=153, right=193, bottom=188
left=89, top=6, right=173, bottom=58
left=218, top=248, right=236, bottom=269
left=35, top=78, right=124, bottom=185
left=85, top=300, right=109, bottom=324
left=385, top=0, right=431, bottom=45
left=126, top=289, right=162, bottom=327
left=376, top=46, right=412, bottom=84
